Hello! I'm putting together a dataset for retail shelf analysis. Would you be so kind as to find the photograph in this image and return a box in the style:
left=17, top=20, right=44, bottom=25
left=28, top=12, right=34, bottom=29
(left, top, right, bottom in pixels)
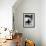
left=0, top=0, right=46, bottom=46
left=23, top=13, right=35, bottom=28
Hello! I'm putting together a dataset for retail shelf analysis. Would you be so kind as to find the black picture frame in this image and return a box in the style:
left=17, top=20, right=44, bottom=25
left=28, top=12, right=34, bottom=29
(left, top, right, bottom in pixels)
left=23, top=13, right=35, bottom=28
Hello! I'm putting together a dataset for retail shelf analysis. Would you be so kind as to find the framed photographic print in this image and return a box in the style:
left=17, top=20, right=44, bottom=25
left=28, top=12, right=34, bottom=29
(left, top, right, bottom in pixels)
left=23, top=13, right=35, bottom=28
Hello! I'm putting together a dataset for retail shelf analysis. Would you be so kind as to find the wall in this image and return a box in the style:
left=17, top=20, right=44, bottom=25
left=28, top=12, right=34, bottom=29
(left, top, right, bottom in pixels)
left=0, top=0, right=16, bottom=30
left=40, top=0, right=46, bottom=46
left=13, top=0, right=41, bottom=46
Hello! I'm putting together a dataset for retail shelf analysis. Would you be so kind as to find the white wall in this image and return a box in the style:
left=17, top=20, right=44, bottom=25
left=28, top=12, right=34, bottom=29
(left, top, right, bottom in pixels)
left=40, top=0, right=46, bottom=46
left=0, top=0, right=16, bottom=30
left=13, top=0, right=41, bottom=46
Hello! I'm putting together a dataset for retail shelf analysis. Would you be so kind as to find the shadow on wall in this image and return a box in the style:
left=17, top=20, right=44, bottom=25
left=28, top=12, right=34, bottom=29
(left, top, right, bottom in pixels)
left=12, top=0, right=41, bottom=46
